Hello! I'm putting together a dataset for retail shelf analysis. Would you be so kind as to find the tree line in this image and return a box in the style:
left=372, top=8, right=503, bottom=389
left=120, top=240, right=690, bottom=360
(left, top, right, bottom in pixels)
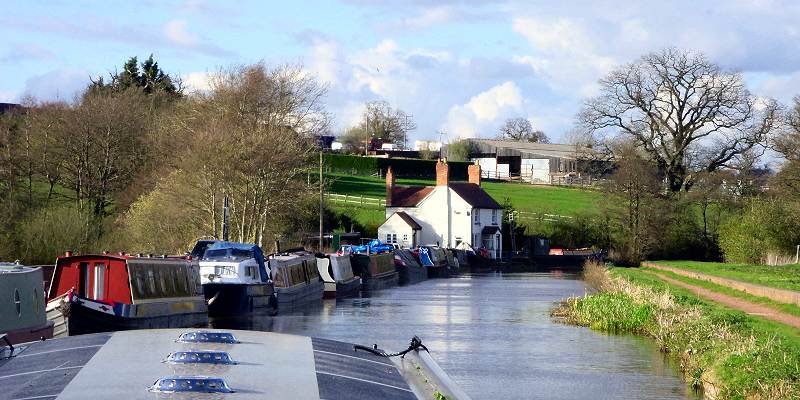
left=0, top=57, right=331, bottom=264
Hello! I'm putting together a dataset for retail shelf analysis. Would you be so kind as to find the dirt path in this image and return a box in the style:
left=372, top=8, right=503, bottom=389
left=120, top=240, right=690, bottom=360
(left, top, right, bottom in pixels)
left=644, top=270, right=800, bottom=329
left=642, top=262, right=800, bottom=307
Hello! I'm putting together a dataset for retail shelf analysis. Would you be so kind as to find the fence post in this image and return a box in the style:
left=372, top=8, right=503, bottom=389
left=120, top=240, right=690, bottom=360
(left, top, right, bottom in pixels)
left=360, top=195, right=363, bottom=205
left=796, top=245, right=799, bottom=264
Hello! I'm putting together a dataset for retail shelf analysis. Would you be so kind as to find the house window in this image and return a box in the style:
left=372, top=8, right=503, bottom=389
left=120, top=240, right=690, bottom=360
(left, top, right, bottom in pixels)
left=455, top=237, right=462, bottom=246
left=385, top=234, right=397, bottom=244
left=473, top=234, right=480, bottom=247
left=473, top=209, right=480, bottom=224
left=402, top=234, right=408, bottom=242
left=492, top=209, right=498, bottom=224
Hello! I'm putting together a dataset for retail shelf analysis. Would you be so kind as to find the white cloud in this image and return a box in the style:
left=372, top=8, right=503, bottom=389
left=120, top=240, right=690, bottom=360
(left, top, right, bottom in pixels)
left=0, top=90, right=15, bottom=102
left=182, top=71, right=215, bottom=93
left=442, top=81, right=524, bottom=139
left=309, top=39, right=342, bottom=87
left=164, top=19, right=197, bottom=47
left=396, top=6, right=455, bottom=30
left=21, top=69, right=89, bottom=101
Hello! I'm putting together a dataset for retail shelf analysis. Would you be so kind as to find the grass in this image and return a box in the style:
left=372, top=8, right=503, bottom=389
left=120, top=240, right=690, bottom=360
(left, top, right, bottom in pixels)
left=641, top=267, right=800, bottom=318
left=327, top=173, right=605, bottom=216
left=553, top=262, right=800, bottom=400
left=650, top=260, right=800, bottom=292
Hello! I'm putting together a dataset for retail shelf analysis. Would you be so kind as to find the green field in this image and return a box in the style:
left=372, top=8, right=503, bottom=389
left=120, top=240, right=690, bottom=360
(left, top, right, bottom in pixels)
left=327, top=174, right=604, bottom=216
left=651, top=260, right=800, bottom=292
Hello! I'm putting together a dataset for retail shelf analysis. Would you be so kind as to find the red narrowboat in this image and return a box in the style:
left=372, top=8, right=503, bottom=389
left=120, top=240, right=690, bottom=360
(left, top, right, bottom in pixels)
left=46, top=253, right=208, bottom=337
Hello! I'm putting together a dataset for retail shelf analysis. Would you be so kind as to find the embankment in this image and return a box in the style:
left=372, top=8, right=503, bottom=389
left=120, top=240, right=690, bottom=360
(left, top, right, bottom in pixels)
left=552, top=262, right=800, bottom=400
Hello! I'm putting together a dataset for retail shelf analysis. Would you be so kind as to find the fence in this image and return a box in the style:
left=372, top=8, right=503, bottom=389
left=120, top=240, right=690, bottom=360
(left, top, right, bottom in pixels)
left=327, top=193, right=386, bottom=208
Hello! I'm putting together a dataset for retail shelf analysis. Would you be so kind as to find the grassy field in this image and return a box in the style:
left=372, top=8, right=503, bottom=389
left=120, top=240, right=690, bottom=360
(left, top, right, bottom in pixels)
left=555, top=263, right=800, bottom=399
left=327, top=174, right=605, bottom=216
left=650, top=260, right=800, bottom=292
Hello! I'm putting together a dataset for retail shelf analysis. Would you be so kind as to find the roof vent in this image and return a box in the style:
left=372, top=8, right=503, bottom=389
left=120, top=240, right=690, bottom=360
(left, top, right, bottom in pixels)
left=176, top=331, right=239, bottom=344
left=164, top=351, right=237, bottom=365
left=148, top=375, right=234, bottom=394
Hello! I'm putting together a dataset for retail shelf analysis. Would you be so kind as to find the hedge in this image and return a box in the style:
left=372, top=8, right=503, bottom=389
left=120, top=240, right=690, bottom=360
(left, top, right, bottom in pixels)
left=324, top=154, right=470, bottom=179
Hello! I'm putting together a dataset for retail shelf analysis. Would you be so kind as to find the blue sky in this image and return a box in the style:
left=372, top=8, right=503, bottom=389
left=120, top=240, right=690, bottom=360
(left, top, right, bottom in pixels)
left=3, top=0, right=800, bottom=143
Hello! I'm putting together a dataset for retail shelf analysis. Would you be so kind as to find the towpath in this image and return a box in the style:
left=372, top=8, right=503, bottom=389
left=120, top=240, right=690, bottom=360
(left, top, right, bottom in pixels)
left=642, top=262, right=800, bottom=307
left=641, top=269, right=800, bottom=329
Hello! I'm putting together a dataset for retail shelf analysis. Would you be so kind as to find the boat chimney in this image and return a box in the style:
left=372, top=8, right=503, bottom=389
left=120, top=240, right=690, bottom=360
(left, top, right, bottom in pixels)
left=118, top=251, right=126, bottom=256
left=161, top=254, right=167, bottom=258
left=65, top=250, right=73, bottom=257
left=148, top=253, right=153, bottom=258
left=102, top=250, right=109, bottom=255
left=137, top=253, right=144, bottom=257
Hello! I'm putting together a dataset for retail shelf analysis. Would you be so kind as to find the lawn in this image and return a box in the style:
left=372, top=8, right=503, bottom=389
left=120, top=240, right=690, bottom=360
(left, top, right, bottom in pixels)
left=650, top=260, right=800, bottom=292
left=327, top=173, right=605, bottom=216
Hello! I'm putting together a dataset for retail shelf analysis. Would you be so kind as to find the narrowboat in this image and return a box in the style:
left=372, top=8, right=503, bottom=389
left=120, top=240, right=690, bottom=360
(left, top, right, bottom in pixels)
left=315, top=254, right=361, bottom=298
left=394, top=249, right=427, bottom=285
left=199, top=242, right=274, bottom=316
left=2, top=329, right=471, bottom=400
left=0, top=262, right=54, bottom=343
left=267, top=250, right=324, bottom=307
left=46, top=253, right=208, bottom=337
left=350, top=252, right=399, bottom=291
left=417, top=245, right=451, bottom=278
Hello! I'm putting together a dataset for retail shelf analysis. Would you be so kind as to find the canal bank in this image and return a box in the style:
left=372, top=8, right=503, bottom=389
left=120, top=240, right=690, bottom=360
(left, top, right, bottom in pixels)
left=210, top=272, right=699, bottom=399
left=554, top=262, right=800, bottom=400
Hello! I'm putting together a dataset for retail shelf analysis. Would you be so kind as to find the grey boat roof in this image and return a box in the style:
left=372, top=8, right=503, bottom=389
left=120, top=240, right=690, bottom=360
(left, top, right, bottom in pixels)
left=0, top=329, right=424, bottom=400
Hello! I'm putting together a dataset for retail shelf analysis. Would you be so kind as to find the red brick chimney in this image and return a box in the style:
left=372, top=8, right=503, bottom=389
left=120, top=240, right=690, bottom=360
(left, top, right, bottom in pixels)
left=386, top=166, right=395, bottom=206
left=468, top=160, right=481, bottom=186
left=436, top=158, right=449, bottom=186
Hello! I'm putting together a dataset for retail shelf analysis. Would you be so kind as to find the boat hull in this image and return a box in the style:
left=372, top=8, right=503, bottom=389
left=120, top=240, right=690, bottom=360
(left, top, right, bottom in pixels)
left=396, top=263, right=427, bottom=285
left=3, top=320, right=54, bottom=343
left=275, top=280, right=324, bottom=307
left=426, top=264, right=451, bottom=278
left=47, top=297, right=208, bottom=337
left=203, top=283, right=275, bottom=316
left=334, top=277, right=361, bottom=298
left=361, top=271, right=399, bottom=291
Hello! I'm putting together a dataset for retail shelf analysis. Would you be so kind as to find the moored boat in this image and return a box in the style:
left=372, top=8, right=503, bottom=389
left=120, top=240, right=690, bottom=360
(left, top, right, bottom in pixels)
left=199, top=242, right=275, bottom=316
left=0, top=262, right=54, bottom=343
left=316, top=254, right=361, bottom=298
left=268, top=250, right=324, bottom=307
left=46, top=253, right=208, bottom=337
left=394, top=249, right=427, bottom=285
left=417, top=245, right=451, bottom=278
left=351, top=252, right=399, bottom=291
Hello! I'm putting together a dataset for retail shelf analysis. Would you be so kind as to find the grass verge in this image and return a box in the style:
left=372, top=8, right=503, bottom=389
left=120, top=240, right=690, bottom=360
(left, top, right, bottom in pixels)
left=650, top=260, right=800, bottom=292
left=553, top=262, right=800, bottom=400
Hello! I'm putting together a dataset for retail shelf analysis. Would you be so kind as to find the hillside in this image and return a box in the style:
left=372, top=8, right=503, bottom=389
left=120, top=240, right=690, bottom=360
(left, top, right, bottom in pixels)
left=327, top=174, right=605, bottom=216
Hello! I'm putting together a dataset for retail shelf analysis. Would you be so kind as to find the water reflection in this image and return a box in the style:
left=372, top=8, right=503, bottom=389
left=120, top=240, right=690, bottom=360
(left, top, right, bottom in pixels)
left=210, top=272, right=700, bottom=400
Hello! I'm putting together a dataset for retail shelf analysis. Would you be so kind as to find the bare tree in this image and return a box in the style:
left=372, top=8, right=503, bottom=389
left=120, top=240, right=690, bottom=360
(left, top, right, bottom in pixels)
left=579, top=48, right=779, bottom=192
left=498, top=117, right=549, bottom=143
left=357, top=100, right=416, bottom=148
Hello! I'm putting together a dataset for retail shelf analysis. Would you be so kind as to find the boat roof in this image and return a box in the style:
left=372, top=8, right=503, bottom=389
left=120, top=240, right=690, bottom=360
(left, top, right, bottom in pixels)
left=0, top=329, right=422, bottom=400
left=0, top=262, right=37, bottom=274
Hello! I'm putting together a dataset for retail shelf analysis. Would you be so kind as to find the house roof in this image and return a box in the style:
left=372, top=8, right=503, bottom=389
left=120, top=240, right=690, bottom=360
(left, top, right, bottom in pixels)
left=450, top=183, right=503, bottom=209
left=394, top=211, right=422, bottom=230
left=390, top=185, right=434, bottom=207
left=468, top=138, right=596, bottom=160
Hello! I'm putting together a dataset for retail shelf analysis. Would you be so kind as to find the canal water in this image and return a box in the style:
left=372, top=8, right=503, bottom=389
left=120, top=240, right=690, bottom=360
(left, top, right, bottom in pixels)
left=210, top=272, right=700, bottom=399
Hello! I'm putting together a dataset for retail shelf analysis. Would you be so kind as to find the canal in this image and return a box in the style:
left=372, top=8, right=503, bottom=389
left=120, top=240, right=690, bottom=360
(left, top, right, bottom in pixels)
left=210, top=272, right=700, bottom=399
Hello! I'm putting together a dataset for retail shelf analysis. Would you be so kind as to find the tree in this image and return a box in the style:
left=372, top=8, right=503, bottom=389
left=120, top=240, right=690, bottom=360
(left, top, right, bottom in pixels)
left=498, top=117, right=549, bottom=143
left=355, top=100, right=416, bottom=147
left=90, top=54, right=182, bottom=97
left=447, top=139, right=474, bottom=161
left=579, top=48, right=779, bottom=192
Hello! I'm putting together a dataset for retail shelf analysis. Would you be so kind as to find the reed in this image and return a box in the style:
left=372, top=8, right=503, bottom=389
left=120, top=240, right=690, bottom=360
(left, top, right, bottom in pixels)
left=553, top=263, right=800, bottom=400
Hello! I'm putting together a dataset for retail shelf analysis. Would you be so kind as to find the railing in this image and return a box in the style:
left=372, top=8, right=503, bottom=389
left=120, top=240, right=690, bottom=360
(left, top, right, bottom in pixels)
left=327, top=193, right=386, bottom=207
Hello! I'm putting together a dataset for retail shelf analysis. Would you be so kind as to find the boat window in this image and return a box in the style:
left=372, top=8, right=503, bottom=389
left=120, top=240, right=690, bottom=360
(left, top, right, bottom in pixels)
left=93, top=263, right=105, bottom=300
left=272, top=267, right=288, bottom=287
left=204, top=248, right=253, bottom=261
left=128, top=261, right=196, bottom=301
left=79, top=262, right=90, bottom=297
left=14, top=289, right=21, bottom=317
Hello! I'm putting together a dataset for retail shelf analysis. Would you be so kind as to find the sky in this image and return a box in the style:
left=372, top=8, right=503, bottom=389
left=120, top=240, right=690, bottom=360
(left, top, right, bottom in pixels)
left=2, top=0, right=800, bottom=144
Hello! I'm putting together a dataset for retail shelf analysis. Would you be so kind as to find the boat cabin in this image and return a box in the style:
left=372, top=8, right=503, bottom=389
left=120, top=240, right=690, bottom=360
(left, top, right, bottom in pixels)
left=47, top=254, right=199, bottom=305
left=268, top=251, right=319, bottom=289
left=199, top=242, right=269, bottom=285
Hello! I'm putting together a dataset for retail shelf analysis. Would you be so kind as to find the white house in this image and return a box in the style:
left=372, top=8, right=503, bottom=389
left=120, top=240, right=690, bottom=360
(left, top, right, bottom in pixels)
left=377, top=159, right=503, bottom=259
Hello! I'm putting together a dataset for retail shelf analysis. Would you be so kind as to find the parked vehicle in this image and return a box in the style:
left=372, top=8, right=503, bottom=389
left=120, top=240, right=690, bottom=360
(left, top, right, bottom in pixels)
left=46, top=253, right=208, bottom=337
left=315, top=254, right=361, bottom=298
left=267, top=250, right=324, bottom=307
left=199, top=242, right=274, bottom=316
left=0, top=262, right=54, bottom=343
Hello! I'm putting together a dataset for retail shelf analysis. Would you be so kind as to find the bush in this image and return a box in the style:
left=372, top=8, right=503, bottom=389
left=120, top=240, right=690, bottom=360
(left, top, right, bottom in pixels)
left=324, top=154, right=471, bottom=179
left=719, top=198, right=800, bottom=263
left=16, top=204, right=95, bottom=264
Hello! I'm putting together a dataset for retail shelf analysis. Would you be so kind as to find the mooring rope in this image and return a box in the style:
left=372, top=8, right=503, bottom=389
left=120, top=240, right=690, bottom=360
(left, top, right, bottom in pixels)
left=353, top=335, right=429, bottom=358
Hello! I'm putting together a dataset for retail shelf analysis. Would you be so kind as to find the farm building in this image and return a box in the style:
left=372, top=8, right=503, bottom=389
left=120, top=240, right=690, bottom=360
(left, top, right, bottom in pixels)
left=452, top=139, right=601, bottom=184
left=377, top=159, right=504, bottom=259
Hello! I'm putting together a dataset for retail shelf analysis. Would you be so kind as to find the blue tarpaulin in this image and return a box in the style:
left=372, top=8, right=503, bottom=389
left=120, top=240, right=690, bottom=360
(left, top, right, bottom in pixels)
left=351, top=239, right=394, bottom=254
